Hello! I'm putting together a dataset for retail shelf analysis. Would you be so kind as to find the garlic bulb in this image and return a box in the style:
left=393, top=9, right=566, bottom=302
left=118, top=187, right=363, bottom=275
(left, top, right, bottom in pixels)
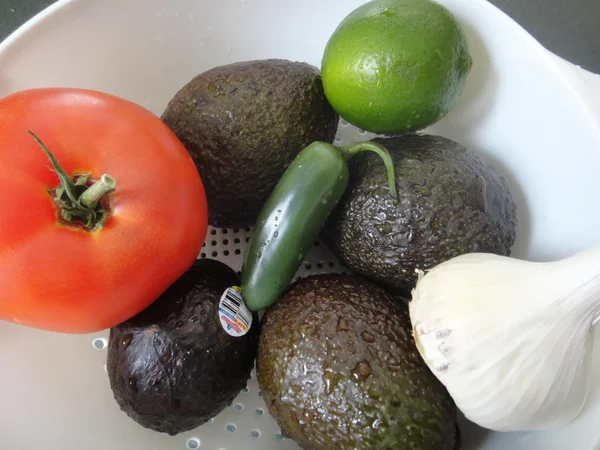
left=409, top=244, right=600, bottom=432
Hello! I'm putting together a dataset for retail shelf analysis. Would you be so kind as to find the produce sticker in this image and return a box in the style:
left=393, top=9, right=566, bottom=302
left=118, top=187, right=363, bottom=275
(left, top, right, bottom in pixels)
left=218, top=286, right=253, bottom=337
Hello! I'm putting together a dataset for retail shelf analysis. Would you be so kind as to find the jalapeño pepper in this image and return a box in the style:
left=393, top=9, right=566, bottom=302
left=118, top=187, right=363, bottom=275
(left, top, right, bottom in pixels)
left=241, top=140, right=397, bottom=312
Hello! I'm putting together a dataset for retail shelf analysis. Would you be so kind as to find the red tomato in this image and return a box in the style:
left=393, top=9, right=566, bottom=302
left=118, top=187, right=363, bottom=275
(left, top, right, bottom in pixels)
left=0, top=88, right=208, bottom=334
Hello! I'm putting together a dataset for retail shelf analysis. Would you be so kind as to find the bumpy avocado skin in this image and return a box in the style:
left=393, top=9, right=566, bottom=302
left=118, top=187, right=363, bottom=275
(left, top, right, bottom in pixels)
left=161, top=59, right=339, bottom=228
left=257, top=274, right=458, bottom=450
left=107, top=259, right=259, bottom=436
left=323, top=134, right=517, bottom=292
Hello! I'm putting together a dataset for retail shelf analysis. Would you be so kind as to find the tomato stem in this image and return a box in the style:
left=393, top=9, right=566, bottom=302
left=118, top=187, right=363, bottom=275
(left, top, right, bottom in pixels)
left=80, top=175, right=117, bottom=209
left=28, top=130, right=117, bottom=231
left=339, top=141, right=398, bottom=201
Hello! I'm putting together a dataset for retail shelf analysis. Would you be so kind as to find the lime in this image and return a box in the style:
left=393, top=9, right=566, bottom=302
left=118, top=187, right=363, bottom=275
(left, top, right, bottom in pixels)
left=321, top=0, right=472, bottom=134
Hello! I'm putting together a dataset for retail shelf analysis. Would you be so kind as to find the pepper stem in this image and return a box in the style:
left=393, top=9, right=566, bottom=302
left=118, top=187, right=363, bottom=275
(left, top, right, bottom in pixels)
left=339, top=141, right=398, bottom=201
left=28, top=130, right=116, bottom=231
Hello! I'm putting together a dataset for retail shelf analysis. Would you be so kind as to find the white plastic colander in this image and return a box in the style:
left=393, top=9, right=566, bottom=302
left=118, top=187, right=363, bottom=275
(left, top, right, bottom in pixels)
left=2, top=0, right=600, bottom=449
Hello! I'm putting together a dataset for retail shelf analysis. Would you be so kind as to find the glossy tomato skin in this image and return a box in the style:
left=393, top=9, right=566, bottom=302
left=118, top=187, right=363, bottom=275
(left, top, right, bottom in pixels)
left=0, top=88, right=208, bottom=333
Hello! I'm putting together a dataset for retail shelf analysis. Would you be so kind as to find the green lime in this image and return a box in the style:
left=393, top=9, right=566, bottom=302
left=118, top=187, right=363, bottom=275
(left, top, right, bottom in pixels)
left=321, top=0, right=472, bottom=134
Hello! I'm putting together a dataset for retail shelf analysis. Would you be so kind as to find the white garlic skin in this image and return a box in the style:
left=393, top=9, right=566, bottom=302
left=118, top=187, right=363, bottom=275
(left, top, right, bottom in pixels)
left=409, top=249, right=600, bottom=432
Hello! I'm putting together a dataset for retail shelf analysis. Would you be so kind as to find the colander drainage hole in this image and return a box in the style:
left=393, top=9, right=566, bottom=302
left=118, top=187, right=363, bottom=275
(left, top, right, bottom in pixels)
left=241, top=387, right=249, bottom=394
left=186, top=437, right=200, bottom=449
left=233, top=403, right=243, bottom=412
left=254, top=408, right=264, bottom=417
left=225, top=423, right=237, bottom=433
left=92, top=338, right=107, bottom=350
left=250, top=429, right=261, bottom=439
left=275, top=432, right=285, bottom=441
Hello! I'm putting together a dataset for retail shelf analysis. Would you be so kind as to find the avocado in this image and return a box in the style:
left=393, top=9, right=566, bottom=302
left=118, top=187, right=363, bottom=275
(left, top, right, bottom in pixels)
left=161, top=59, right=339, bottom=228
left=257, top=273, right=458, bottom=450
left=323, top=133, right=517, bottom=292
left=106, top=259, right=259, bottom=435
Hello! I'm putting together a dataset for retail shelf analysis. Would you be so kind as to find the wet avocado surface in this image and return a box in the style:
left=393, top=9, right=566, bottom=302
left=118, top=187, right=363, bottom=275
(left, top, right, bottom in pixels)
left=161, top=59, right=339, bottom=228
left=324, top=133, right=517, bottom=292
left=257, top=273, right=458, bottom=450
left=107, top=259, right=259, bottom=435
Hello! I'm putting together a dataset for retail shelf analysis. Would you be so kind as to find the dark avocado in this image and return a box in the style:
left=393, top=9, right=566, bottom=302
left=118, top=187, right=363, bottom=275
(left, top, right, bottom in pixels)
left=107, top=259, right=259, bottom=435
left=323, top=133, right=517, bottom=292
left=257, top=273, right=458, bottom=450
left=161, top=59, right=339, bottom=228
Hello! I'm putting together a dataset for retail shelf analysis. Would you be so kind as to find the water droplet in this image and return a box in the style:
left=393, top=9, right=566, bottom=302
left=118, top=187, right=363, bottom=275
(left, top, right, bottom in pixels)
left=121, top=333, right=134, bottom=348
left=186, top=349, right=195, bottom=356
left=297, top=253, right=304, bottom=262
left=351, top=360, right=373, bottom=382
left=128, top=377, right=138, bottom=394
left=190, top=315, right=199, bottom=323
left=175, top=321, right=184, bottom=329
left=322, top=371, right=339, bottom=395
left=337, top=317, right=350, bottom=332
left=227, top=44, right=233, bottom=52
left=361, top=331, right=375, bottom=343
